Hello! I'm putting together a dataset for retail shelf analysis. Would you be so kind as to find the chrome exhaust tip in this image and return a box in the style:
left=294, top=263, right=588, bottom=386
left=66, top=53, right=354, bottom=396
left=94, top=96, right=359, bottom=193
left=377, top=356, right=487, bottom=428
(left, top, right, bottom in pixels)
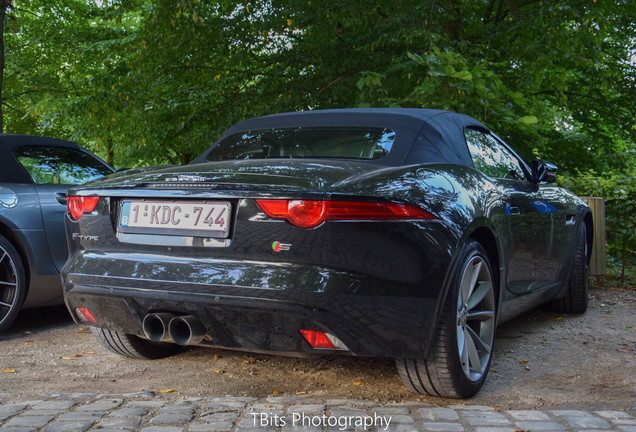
left=142, top=312, right=175, bottom=343
left=168, top=315, right=206, bottom=346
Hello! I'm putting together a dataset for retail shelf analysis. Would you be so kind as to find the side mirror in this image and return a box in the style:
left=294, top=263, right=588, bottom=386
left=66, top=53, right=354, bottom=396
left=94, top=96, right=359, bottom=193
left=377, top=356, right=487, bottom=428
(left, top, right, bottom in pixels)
left=531, top=159, right=557, bottom=183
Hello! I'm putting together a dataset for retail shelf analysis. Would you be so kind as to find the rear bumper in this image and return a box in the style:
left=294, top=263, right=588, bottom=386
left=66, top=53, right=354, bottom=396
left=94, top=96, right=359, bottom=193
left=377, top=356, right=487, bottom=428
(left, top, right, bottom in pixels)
left=62, top=252, right=445, bottom=358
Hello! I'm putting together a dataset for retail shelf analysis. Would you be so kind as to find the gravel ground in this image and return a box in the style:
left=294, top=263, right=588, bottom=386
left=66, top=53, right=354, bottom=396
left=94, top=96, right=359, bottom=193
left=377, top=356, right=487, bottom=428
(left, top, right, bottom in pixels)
left=0, top=283, right=633, bottom=410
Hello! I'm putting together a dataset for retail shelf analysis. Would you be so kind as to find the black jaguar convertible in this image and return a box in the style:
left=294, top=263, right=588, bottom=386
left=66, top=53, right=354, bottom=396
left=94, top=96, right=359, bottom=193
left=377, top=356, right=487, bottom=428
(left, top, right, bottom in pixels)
left=61, top=109, right=591, bottom=398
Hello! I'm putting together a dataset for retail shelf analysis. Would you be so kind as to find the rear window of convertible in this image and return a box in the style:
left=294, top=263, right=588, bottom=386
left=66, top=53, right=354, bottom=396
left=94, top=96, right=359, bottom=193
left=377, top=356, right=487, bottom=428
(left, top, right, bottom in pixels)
left=206, top=127, right=396, bottom=161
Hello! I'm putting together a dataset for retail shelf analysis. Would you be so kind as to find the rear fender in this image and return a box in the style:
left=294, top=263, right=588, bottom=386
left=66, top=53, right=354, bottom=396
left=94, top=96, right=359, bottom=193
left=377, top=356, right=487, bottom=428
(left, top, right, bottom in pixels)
left=426, top=220, right=505, bottom=356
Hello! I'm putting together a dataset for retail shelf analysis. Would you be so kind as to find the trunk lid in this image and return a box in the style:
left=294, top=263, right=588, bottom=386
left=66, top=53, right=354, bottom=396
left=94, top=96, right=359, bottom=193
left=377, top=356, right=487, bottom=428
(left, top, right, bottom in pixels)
left=83, top=160, right=398, bottom=193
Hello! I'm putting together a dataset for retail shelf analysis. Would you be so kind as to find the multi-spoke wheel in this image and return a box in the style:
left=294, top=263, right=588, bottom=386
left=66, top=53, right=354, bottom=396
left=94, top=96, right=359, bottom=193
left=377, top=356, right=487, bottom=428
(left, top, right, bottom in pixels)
left=455, top=254, right=496, bottom=382
left=0, top=235, right=26, bottom=333
left=396, top=240, right=497, bottom=398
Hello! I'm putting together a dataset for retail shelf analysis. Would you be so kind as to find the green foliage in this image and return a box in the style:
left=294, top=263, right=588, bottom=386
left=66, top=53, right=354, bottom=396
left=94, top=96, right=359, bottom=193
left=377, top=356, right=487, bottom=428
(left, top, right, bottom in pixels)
left=561, top=168, right=636, bottom=282
left=1, top=0, right=634, bottom=266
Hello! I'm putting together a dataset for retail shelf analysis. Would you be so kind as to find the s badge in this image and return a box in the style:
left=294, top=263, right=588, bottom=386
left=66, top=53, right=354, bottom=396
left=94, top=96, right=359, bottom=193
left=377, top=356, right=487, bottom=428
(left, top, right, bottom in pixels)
left=272, top=241, right=291, bottom=252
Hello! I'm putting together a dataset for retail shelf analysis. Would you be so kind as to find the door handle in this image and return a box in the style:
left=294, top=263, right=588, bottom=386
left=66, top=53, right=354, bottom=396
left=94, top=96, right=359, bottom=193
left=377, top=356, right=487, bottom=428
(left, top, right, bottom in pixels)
left=55, top=192, right=67, bottom=205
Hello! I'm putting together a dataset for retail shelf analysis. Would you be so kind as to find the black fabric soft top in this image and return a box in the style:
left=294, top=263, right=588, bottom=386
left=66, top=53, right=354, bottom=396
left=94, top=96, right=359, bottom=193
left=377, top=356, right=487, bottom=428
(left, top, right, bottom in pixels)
left=0, top=134, right=82, bottom=184
left=191, top=108, right=488, bottom=167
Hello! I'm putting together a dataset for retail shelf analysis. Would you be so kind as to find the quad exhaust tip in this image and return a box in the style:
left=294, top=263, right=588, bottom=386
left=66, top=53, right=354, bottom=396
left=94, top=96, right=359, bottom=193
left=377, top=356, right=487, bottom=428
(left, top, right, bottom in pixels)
left=169, top=315, right=206, bottom=346
left=142, top=312, right=175, bottom=343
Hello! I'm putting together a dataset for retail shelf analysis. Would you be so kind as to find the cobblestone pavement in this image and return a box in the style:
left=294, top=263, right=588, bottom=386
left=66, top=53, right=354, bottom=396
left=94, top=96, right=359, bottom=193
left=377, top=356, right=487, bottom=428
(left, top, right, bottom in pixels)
left=0, top=392, right=634, bottom=432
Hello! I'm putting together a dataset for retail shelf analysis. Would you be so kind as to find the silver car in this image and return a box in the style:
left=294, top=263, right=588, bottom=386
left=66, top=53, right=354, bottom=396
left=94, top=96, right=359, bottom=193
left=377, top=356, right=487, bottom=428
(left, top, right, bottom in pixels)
left=0, top=135, right=113, bottom=332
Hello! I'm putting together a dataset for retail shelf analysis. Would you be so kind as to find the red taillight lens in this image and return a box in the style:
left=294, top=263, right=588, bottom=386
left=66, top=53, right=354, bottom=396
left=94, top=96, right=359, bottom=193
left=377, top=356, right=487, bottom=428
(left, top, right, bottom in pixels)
left=287, top=200, right=326, bottom=228
left=256, top=199, right=436, bottom=228
left=68, top=196, right=100, bottom=221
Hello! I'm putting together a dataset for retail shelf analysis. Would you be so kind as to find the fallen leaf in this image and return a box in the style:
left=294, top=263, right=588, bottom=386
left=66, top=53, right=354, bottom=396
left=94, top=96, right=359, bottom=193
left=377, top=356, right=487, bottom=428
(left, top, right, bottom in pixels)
left=2, top=368, right=15, bottom=373
left=213, top=354, right=221, bottom=360
left=617, top=349, right=631, bottom=353
left=265, top=405, right=274, bottom=408
left=272, top=391, right=280, bottom=395
left=82, top=351, right=95, bottom=355
left=601, top=315, right=613, bottom=318
left=519, top=360, right=528, bottom=365
left=524, top=366, right=530, bottom=371
left=158, top=389, right=176, bottom=393
left=490, top=368, right=498, bottom=372
left=61, top=356, right=75, bottom=360
left=213, top=369, right=223, bottom=373
left=23, top=331, right=31, bottom=335
left=296, top=391, right=307, bottom=395
left=353, top=381, right=365, bottom=386
left=554, top=317, right=564, bottom=321
left=23, top=342, right=32, bottom=346
left=74, top=354, right=82, bottom=358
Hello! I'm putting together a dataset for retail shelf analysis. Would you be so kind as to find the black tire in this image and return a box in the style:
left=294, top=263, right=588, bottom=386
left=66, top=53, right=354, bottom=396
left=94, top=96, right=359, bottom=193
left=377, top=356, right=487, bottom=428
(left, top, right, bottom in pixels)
left=552, top=222, right=589, bottom=314
left=0, top=235, right=27, bottom=333
left=396, top=241, right=497, bottom=398
left=91, top=327, right=183, bottom=359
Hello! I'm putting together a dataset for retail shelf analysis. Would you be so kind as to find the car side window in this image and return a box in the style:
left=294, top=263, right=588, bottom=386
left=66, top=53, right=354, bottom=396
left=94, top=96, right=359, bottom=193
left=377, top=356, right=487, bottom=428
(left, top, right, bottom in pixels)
left=464, top=129, right=526, bottom=180
left=14, top=147, right=112, bottom=185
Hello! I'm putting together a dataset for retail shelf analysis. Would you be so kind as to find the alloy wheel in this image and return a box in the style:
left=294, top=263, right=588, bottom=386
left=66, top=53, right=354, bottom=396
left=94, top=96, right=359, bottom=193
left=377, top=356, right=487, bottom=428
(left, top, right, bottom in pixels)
left=456, top=255, right=496, bottom=381
left=0, top=245, right=19, bottom=325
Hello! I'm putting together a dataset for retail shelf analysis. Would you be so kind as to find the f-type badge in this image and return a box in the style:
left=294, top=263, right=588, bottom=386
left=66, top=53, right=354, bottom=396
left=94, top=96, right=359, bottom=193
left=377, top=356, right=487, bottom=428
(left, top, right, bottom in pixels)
left=272, top=241, right=291, bottom=252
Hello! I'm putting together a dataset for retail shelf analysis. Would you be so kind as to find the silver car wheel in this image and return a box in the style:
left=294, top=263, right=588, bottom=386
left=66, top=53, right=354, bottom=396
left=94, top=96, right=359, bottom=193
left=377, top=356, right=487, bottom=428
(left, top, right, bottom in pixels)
left=456, top=256, right=496, bottom=382
left=0, top=244, right=19, bottom=326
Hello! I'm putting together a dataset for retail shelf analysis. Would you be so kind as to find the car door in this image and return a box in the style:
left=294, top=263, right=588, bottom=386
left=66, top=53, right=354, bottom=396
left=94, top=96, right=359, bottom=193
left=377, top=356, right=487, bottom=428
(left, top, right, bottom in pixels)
left=464, top=128, right=565, bottom=295
left=14, top=146, right=114, bottom=272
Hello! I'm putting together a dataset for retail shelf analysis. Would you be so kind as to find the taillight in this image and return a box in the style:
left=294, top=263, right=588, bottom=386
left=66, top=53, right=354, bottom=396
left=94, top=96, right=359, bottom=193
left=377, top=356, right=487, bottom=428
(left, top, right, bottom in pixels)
left=256, top=199, right=436, bottom=228
left=68, top=196, right=100, bottom=221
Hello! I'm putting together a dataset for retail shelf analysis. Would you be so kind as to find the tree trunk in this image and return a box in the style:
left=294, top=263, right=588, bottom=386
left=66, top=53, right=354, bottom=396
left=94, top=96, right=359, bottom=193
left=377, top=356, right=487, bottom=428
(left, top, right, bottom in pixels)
left=105, top=135, right=114, bottom=166
left=0, top=0, right=10, bottom=133
left=179, top=152, right=192, bottom=165
left=445, top=0, right=460, bottom=42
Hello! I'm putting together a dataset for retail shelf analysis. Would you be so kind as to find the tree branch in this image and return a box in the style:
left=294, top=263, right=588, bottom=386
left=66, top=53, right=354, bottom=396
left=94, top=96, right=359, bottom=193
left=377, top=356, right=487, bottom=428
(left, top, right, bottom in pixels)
left=2, top=101, right=25, bottom=116
left=317, top=70, right=360, bottom=94
left=178, top=63, right=292, bottom=78
left=532, top=89, right=607, bottom=104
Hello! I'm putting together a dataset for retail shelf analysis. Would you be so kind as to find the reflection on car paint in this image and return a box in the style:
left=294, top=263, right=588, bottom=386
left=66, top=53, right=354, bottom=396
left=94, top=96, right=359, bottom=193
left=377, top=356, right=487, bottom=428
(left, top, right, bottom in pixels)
left=0, top=188, right=18, bottom=208
left=532, top=200, right=557, bottom=213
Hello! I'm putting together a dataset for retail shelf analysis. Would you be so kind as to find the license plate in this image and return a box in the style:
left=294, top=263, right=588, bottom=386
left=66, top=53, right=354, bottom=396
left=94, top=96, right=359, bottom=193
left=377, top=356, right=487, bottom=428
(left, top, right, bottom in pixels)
left=119, top=200, right=231, bottom=238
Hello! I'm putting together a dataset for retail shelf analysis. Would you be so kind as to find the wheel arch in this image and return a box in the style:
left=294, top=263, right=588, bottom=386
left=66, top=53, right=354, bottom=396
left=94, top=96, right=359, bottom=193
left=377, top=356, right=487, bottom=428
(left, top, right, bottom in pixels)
left=0, top=221, right=31, bottom=292
left=426, top=222, right=502, bottom=357
left=467, top=225, right=502, bottom=302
